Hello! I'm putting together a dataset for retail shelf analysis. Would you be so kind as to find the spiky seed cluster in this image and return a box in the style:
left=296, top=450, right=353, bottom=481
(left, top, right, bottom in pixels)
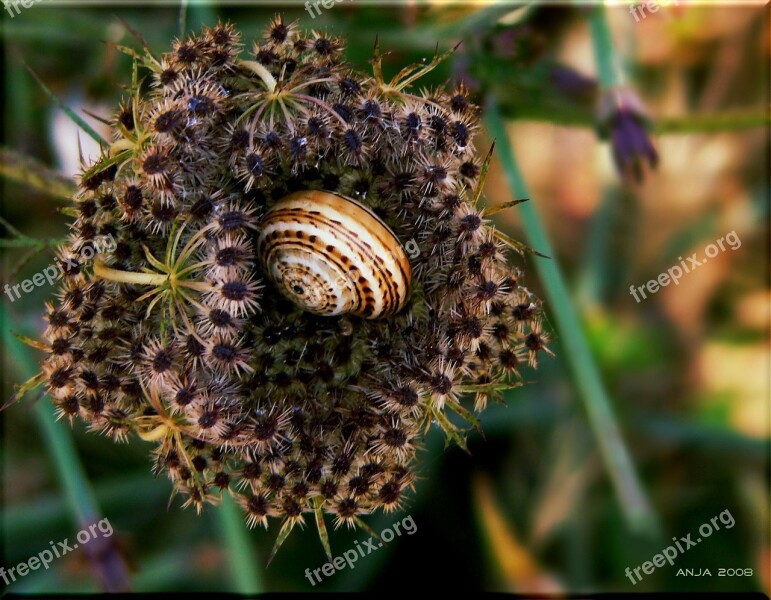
left=39, top=18, right=548, bottom=546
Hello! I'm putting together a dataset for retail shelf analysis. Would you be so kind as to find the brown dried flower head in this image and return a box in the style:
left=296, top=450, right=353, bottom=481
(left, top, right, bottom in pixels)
left=36, top=17, right=549, bottom=556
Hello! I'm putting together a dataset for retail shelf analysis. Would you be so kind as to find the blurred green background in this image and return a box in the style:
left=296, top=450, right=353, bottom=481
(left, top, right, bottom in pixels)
left=1, top=1, right=768, bottom=595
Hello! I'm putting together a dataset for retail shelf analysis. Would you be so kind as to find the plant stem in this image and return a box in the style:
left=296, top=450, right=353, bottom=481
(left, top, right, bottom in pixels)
left=178, top=0, right=188, bottom=38
left=93, top=262, right=168, bottom=286
left=587, top=5, right=623, bottom=89
left=0, top=236, right=65, bottom=249
left=217, top=493, right=264, bottom=594
left=657, top=112, right=769, bottom=133
left=5, top=473, right=168, bottom=540
left=0, top=147, right=76, bottom=200
left=239, top=60, right=277, bottom=93
left=495, top=103, right=768, bottom=133
left=484, top=98, right=658, bottom=535
left=24, top=63, right=107, bottom=147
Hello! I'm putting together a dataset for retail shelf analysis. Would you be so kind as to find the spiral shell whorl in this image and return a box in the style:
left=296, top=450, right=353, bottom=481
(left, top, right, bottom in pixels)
left=257, top=191, right=412, bottom=319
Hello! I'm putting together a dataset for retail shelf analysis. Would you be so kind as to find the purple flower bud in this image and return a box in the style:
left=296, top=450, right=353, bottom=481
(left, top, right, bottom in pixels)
left=597, top=87, right=659, bottom=183
left=549, top=64, right=598, bottom=102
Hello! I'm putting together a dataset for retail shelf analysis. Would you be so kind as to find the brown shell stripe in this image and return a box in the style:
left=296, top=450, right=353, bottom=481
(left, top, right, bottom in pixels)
left=259, top=225, right=361, bottom=313
left=260, top=207, right=397, bottom=317
left=257, top=191, right=412, bottom=318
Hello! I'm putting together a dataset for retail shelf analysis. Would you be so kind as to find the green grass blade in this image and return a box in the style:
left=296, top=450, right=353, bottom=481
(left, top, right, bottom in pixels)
left=23, top=63, right=108, bottom=147
left=5, top=473, right=168, bottom=541
left=217, top=493, right=264, bottom=594
left=587, top=6, right=621, bottom=90
left=178, top=0, right=188, bottom=38
left=484, top=99, right=658, bottom=535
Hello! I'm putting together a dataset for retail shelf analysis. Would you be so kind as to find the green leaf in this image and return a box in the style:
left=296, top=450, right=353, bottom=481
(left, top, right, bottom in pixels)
left=81, top=149, right=133, bottom=181
left=352, top=516, right=384, bottom=546
left=217, top=493, right=264, bottom=594
left=313, top=497, right=333, bottom=562
left=494, top=228, right=550, bottom=259
left=444, top=397, right=483, bottom=433
left=432, top=405, right=469, bottom=453
left=267, top=519, right=297, bottom=566
left=24, top=63, right=108, bottom=147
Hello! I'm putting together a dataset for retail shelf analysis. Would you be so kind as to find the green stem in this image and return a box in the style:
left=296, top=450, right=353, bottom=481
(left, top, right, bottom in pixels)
left=23, top=63, right=107, bottom=147
left=496, top=103, right=768, bottom=134
left=239, top=60, right=278, bottom=93
left=178, top=0, right=188, bottom=38
left=5, top=473, right=168, bottom=540
left=587, top=5, right=623, bottom=89
left=217, top=493, right=264, bottom=594
left=0, top=147, right=75, bottom=200
left=93, top=262, right=168, bottom=286
left=0, top=236, right=65, bottom=249
left=657, top=112, right=769, bottom=133
left=485, top=99, right=658, bottom=535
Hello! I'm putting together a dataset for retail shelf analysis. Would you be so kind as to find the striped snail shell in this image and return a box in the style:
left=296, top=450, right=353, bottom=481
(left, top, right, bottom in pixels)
left=256, top=190, right=413, bottom=319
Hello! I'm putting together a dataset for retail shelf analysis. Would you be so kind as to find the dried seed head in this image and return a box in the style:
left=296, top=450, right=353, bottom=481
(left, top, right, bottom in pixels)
left=36, top=19, right=548, bottom=553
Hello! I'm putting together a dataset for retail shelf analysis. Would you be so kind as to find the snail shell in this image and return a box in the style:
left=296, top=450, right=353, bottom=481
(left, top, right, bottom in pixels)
left=256, top=190, right=413, bottom=319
